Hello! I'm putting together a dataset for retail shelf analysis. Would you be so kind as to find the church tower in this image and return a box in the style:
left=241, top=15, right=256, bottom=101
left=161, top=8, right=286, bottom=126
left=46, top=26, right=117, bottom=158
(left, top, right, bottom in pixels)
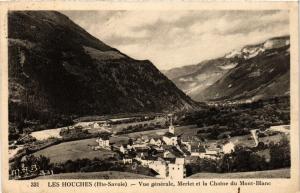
left=168, top=115, right=175, bottom=134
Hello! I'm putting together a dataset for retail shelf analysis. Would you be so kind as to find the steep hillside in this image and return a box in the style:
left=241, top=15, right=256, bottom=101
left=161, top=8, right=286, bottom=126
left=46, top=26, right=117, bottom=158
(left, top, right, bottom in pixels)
left=8, top=11, right=196, bottom=129
left=164, top=36, right=290, bottom=102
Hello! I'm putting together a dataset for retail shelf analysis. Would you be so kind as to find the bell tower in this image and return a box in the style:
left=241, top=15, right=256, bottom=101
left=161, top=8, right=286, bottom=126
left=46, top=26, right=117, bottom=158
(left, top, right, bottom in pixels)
left=168, top=115, right=175, bottom=134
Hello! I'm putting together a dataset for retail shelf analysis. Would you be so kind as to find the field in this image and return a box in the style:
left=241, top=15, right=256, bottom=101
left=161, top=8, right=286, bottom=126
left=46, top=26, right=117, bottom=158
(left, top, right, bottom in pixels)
left=36, top=171, right=154, bottom=179
left=188, top=168, right=290, bottom=178
left=31, top=128, right=63, bottom=140
left=33, top=138, right=116, bottom=163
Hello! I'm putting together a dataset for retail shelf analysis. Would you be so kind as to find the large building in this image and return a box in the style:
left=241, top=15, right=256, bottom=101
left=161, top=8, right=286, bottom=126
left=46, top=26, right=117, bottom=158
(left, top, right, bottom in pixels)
left=95, top=136, right=110, bottom=149
left=168, top=158, right=186, bottom=179
left=147, top=158, right=186, bottom=179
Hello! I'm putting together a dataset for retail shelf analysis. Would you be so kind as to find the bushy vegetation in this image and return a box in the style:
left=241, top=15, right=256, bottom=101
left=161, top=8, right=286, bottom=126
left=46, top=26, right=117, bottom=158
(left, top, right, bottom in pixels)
left=59, top=126, right=113, bottom=142
left=269, top=136, right=290, bottom=168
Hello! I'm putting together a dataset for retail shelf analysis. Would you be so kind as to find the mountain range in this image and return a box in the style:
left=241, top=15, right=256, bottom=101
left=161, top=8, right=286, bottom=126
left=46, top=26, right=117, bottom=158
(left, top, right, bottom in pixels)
left=163, top=36, right=290, bottom=102
left=8, top=11, right=196, bottom=127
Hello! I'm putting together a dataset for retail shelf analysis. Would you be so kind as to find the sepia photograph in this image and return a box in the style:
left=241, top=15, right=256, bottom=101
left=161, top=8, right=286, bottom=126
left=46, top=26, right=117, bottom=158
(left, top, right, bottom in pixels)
left=7, top=9, right=293, bottom=180
left=4, top=6, right=296, bottom=183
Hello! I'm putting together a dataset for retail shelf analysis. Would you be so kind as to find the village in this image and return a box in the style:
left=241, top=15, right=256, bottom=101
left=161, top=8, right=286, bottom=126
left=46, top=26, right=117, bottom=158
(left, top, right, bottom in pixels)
left=91, top=118, right=230, bottom=179
left=89, top=115, right=289, bottom=179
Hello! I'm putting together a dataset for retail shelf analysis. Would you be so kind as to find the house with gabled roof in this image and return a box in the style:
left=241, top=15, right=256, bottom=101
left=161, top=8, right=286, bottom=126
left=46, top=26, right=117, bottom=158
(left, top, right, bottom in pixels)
left=149, top=138, right=163, bottom=146
left=95, top=135, right=110, bottom=149
left=162, top=132, right=177, bottom=146
left=163, top=150, right=176, bottom=158
left=122, top=154, right=134, bottom=164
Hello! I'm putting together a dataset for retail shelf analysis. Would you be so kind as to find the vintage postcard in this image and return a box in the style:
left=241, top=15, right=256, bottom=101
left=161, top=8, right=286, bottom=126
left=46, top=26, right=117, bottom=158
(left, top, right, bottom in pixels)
left=0, top=1, right=299, bottom=193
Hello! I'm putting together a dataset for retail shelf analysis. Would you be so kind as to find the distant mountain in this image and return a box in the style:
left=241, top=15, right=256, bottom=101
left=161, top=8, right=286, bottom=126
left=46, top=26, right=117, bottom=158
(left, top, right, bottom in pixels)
left=164, top=36, right=290, bottom=102
left=163, top=58, right=241, bottom=100
left=8, top=11, right=196, bottom=128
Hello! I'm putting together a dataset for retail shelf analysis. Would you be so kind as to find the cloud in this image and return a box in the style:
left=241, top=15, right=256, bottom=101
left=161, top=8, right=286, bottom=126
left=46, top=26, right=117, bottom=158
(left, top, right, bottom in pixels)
left=63, top=10, right=289, bottom=70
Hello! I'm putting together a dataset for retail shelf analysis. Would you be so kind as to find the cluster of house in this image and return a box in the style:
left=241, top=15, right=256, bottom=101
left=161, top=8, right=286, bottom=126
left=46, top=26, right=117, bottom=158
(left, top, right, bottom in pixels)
left=94, top=120, right=236, bottom=179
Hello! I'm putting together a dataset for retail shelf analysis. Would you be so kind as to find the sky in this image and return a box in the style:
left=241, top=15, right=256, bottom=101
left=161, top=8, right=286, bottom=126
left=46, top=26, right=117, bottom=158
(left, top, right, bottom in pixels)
left=63, top=10, right=289, bottom=70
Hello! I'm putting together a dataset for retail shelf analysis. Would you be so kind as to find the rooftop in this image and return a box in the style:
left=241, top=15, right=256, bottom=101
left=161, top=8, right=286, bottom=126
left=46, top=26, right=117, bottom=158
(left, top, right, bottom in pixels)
left=99, top=135, right=110, bottom=140
left=191, top=145, right=206, bottom=153
left=164, top=132, right=176, bottom=138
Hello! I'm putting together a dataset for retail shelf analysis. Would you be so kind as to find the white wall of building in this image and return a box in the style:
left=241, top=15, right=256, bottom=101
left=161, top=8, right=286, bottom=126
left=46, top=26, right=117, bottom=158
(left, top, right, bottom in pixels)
left=148, top=161, right=167, bottom=178
left=222, top=142, right=235, bottom=154
left=168, top=163, right=185, bottom=179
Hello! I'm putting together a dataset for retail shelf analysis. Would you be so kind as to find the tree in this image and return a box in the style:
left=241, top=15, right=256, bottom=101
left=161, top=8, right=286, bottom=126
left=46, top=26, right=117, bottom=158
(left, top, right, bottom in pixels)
left=269, top=136, right=290, bottom=169
left=64, top=160, right=77, bottom=172
left=37, top=155, right=52, bottom=170
left=219, top=154, right=233, bottom=172
left=208, top=125, right=220, bottom=140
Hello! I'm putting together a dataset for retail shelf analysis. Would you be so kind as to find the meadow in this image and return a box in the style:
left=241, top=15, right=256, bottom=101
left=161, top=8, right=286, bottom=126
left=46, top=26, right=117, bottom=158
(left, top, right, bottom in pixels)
left=33, top=138, right=116, bottom=163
